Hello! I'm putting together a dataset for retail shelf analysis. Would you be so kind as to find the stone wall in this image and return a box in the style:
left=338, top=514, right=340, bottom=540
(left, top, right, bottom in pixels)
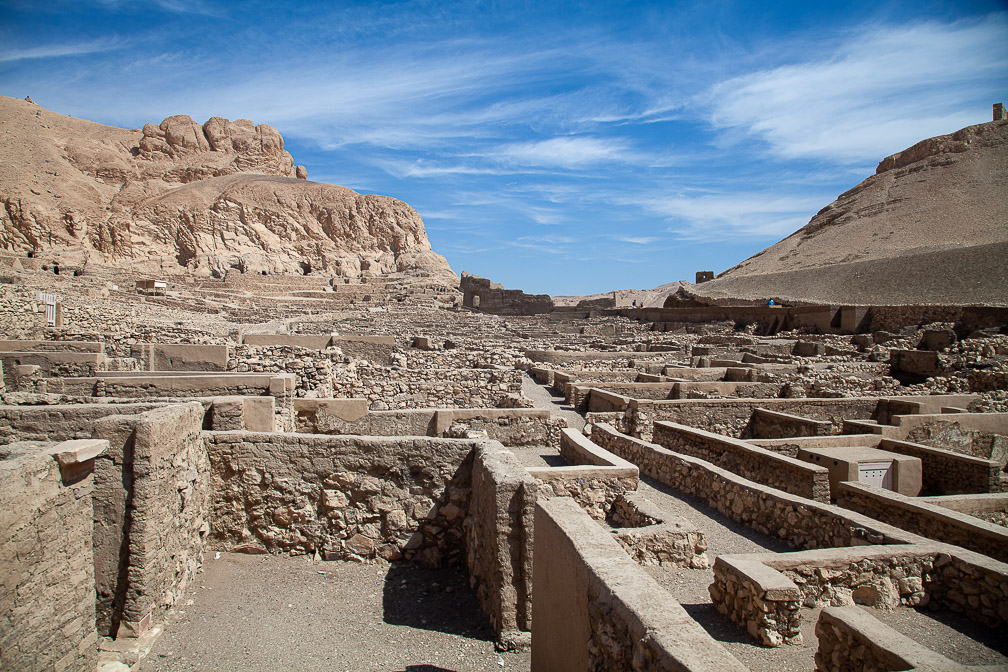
left=459, top=273, right=554, bottom=315
left=748, top=407, right=834, bottom=439
left=465, top=442, right=536, bottom=649
left=895, top=412, right=1008, bottom=464
left=0, top=440, right=106, bottom=672
left=204, top=431, right=476, bottom=567
left=710, top=555, right=803, bottom=647
left=879, top=438, right=1002, bottom=494
left=530, top=497, right=748, bottom=672
left=332, top=365, right=522, bottom=410
left=626, top=396, right=882, bottom=440
left=229, top=343, right=335, bottom=397
left=590, top=423, right=914, bottom=550
left=609, top=493, right=709, bottom=568
left=91, top=403, right=210, bottom=637
left=0, top=402, right=164, bottom=441
left=713, top=542, right=1008, bottom=648
left=837, top=481, right=1008, bottom=563
left=131, top=342, right=229, bottom=372
left=298, top=404, right=565, bottom=447
left=527, top=428, right=639, bottom=519
left=651, top=421, right=831, bottom=502
left=815, top=606, right=968, bottom=672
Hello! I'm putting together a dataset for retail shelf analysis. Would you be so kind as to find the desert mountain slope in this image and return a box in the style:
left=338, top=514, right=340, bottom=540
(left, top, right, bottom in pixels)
left=0, top=96, right=455, bottom=281
left=690, top=118, right=1008, bottom=306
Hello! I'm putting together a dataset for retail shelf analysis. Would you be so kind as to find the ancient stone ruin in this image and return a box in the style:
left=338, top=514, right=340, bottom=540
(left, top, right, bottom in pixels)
left=2, top=99, right=1007, bottom=671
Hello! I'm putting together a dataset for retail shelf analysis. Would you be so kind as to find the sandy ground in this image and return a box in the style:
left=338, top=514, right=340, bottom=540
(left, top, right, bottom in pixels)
left=136, top=554, right=530, bottom=672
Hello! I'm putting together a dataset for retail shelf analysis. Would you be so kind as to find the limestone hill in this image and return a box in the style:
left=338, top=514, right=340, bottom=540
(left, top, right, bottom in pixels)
left=0, top=96, right=455, bottom=282
left=688, top=117, right=1008, bottom=307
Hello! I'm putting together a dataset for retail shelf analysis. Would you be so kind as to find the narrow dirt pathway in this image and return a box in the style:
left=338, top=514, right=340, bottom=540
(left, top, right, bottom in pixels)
left=520, top=371, right=585, bottom=431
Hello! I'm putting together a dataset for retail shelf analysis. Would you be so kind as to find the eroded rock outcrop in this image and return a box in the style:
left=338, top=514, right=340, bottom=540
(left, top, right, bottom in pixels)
left=0, top=96, right=453, bottom=281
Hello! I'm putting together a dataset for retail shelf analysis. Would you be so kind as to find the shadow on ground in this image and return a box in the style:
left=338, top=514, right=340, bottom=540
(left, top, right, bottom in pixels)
left=382, top=562, right=494, bottom=641
left=681, top=602, right=753, bottom=645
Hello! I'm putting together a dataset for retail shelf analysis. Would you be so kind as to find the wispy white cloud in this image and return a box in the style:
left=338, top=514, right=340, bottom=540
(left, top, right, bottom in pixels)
left=0, top=38, right=123, bottom=63
left=494, top=136, right=634, bottom=168
left=614, top=235, right=659, bottom=245
left=700, top=14, right=1008, bottom=163
left=624, top=191, right=829, bottom=242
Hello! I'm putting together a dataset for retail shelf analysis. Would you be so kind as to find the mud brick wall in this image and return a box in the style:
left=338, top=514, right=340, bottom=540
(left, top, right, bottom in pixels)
left=465, top=442, right=536, bottom=649
left=0, top=402, right=164, bottom=442
left=0, top=443, right=100, bottom=672
left=590, top=423, right=913, bottom=550
left=101, top=403, right=210, bottom=637
left=837, top=481, right=1008, bottom=563
left=879, top=438, right=1002, bottom=494
left=205, top=432, right=477, bottom=568
left=332, top=366, right=522, bottom=410
left=651, top=421, right=831, bottom=503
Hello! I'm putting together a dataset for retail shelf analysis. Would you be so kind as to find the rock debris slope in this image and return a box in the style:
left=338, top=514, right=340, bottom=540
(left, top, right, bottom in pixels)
left=0, top=96, right=455, bottom=281
left=691, top=118, right=1008, bottom=306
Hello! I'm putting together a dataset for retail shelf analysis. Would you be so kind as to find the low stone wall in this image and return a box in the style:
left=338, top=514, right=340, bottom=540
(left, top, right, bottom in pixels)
left=466, top=442, right=536, bottom=648
left=837, top=481, right=1008, bottom=563
left=652, top=421, right=831, bottom=502
left=712, top=542, right=1008, bottom=647
left=332, top=366, right=522, bottom=409
left=590, top=423, right=914, bottom=550
left=205, top=431, right=476, bottom=568
left=208, top=396, right=276, bottom=432
left=131, top=342, right=229, bottom=372
left=879, top=438, right=1002, bottom=494
left=229, top=344, right=335, bottom=397
left=585, top=388, right=632, bottom=413
left=0, top=439, right=105, bottom=672
left=893, top=412, right=1008, bottom=465
left=0, top=402, right=164, bottom=441
left=531, top=497, right=747, bottom=672
left=0, top=350, right=106, bottom=389
left=748, top=407, right=834, bottom=439
left=749, top=433, right=883, bottom=459
left=815, top=606, right=968, bottom=672
left=296, top=402, right=565, bottom=447
left=626, top=396, right=882, bottom=440
left=609, top=493, right=708, bottom=568
left=92, top=403, right=210, bottom=637
left=710, top=555, right=803, bottom=647
left=527, top=428, right=639, bottom=519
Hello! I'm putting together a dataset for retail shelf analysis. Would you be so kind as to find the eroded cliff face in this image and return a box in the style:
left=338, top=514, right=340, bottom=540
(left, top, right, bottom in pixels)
left=0, top=96, right=455, bottom=281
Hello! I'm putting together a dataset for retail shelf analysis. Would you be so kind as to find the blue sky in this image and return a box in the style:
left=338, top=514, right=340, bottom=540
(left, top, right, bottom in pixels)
left=1, top=1, right=1006, bottom=295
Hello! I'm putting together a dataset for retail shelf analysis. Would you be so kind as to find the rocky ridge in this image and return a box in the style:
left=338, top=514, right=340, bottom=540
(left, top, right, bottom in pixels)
left=0, top=96, right=455, bottom=281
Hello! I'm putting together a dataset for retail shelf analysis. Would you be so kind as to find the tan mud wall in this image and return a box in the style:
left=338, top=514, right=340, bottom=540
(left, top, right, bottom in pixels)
left=0, top=445, right=98, bottom=672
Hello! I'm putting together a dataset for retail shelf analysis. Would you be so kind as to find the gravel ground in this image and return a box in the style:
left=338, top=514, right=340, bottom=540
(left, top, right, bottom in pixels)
left=136, top=553, right=530, bottom=672
left=520, top=373, right=585, bottom=431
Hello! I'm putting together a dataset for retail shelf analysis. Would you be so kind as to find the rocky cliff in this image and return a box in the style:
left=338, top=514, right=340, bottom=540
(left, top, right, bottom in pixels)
left=689, top=116, right=1008, bottom=306
left=0, top=96, right=455, bottom=281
